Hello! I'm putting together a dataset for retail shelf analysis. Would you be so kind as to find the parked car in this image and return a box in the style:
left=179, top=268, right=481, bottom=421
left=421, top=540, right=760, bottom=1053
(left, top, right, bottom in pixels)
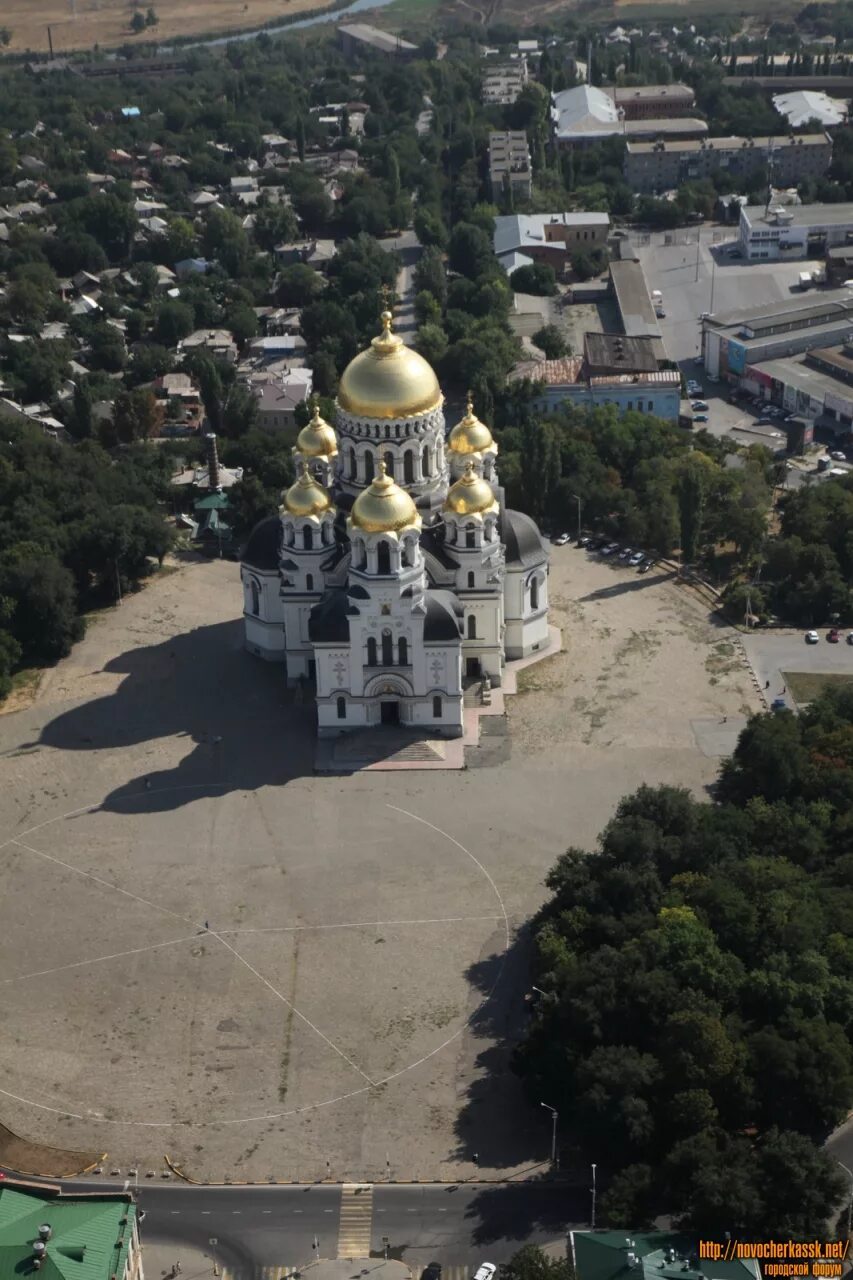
left=828, top=628, right=840, bottom=643
left=474, top=1266, right=497, bottom=1280
left=847, top=631, right=853, bottom=645
left=805, top=630, right=820, bottom=644
left=691, top=400, right=709, bottom=411
left=693, top=355, right=704, bottom=366
left=771, top=698, right=787, bottom=711
left=618, top=547, right=634, bottom=561
left=576, top=535, right=591, bottom=547
left=638, top=559, right=653, bottom=574
left=601, top=542, right=618, bottom=556
left=629, top=551, right=644, bottom=566
left=707, top=373, right=720, bottom=383
left=694, top=414, right=709, bottom=423
left=831, top=450, right=847, bottom=462
left=553, top=532, right=571, bottom=546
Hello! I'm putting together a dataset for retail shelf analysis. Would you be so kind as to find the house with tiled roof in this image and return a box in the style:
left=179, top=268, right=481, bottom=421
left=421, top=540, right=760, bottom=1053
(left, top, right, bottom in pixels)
left=0, top=1183, right=143, bottom=1280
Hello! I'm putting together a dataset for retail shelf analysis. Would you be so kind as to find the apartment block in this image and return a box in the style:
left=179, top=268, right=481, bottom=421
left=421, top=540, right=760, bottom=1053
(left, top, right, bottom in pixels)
left=624, top=132, right=832, bottom=194
left=488, top=131, right=532, bottom=202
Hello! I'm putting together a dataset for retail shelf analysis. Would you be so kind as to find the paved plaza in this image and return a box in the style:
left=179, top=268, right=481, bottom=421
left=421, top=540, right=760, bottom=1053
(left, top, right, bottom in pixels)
left=0, top=548, right=758, bottom=1182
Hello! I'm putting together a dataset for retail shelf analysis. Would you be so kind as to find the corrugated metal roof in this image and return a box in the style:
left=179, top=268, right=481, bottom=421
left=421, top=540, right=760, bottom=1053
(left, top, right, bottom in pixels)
left=0, top=1188, right=134, bottom=1280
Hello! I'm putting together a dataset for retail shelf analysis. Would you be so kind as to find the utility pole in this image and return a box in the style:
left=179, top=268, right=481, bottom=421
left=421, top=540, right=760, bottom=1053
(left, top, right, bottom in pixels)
left=208, top=1240, right=219, bottom=1278
left=540, top=1102, right=558, bottom=1167
left=590, top=1164, right=597, bottom=1229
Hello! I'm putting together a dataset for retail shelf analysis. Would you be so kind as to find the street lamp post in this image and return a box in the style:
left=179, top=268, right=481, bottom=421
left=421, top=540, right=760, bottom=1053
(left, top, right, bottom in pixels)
left=839, top=1162, right=853, bottom=1242
left=540, top=1102, right=558, bottom=1167
left=591, top=1164, right=597, bottom=1229
left=570, top=493, right=582, bottom=542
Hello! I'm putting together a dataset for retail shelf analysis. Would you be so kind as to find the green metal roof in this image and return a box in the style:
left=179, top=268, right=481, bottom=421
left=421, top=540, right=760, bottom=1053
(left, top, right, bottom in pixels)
left=194, top=491, right=231, bottom=511
left=572, top=1233, right=760, bottom=1280
left=0, top=1187, right=135, bottom=1280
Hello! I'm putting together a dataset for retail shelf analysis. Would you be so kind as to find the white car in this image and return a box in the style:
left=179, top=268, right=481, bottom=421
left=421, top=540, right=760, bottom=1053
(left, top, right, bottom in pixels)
left=553, top=532, right=571, bottom=546
left=629, top=551, right=644, bottom=566
left=831, top=450, right=847, bottom=462
left=474, top=1267, right=497, bottom=1280
left=805, top=630, right=819, bottom=644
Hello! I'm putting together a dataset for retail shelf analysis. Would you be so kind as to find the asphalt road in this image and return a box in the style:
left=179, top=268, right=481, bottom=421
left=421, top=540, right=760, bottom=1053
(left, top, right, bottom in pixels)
left=133, top=1182, right=581, bottom=1275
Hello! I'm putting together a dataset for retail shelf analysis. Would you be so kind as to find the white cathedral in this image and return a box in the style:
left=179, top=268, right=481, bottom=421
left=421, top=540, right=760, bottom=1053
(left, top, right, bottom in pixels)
left=240, top=310, right=550, bottom=738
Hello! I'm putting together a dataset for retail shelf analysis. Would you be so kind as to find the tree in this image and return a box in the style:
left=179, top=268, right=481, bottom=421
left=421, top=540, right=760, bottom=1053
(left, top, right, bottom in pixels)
left=202, top=208, right=249, bottom=278
left=252, top=203, right=298, bottom=253
left=0, top=27, right=11, bottom=47
left=414, top=290, right=442, bottom=326
left=678, top=457, right=706, bottom=563
left=0, top=556, right=83, bottom=663
left=415, top=323, right=448, bottom=367
left=0, top=626, right=21, bottom=702
left=295, top=116, right=306, bottom=164
left=88, top=323, right=127, bottom=373
left=414, top=207, right=448, bottom=249
left=153, top=299, right=195, bottom=348
left=532, top=325, right=569, bottom=360
left=448, top=223, right=494, bottom=279
left=501, top=1247, right=575, bottom=1280
left=227, top=303, right=259, bottom=349
left=414, top=247, right=447, bottom=308
left=277, top=264, right=324, bottom=308
left=67, top=193, right=137, bottom=261
left=69, top=381, right=94, bottom=441
left=222, top=383, right=259, bottom=439
left=145, top=6, right=158, bottom=24
left=510, top=263, right=557, bottom=296
left=165, top=217, right=197, bottom=265
left=112, top=388, right=162, bottom=444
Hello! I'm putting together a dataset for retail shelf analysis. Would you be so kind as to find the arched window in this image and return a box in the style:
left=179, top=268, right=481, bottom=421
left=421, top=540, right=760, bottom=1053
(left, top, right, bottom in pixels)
left=466, top=525, right=476, bottom=549
left=531, top=577, right=539, bottom=611
left=384, top=451, right=395, bottom=479
left=467, top=615, right=477, bottom=640
left=359, top=540, right=368, bottom=570
left=398, top=637, right=408, bottom=665
left=337, top=697, right=346, bottom=720
left=367, top=637, right=377, bottom=666
left=287, top=526, right=295, bottom=547
left=467, top=571, right=475, bottom=589
left=377, top=541, right=391, bottom=575
left=384, top=424, right=391, bottom=439
left=249, top=580, right=260, bottom=615
left=348, top=446, right=357, bottom=480
left=423, top=445, right=432, bottom=477
left=404, top=450, right=414, bottom=484
left=304, top=526, right=313, bottom=550
left=382, top=629, right=393, bottom=666
left=306, top=572, right=314, bottom=592
left=433, top=695, right=442, bottom=718
left=364, top=452, right=375, bottom=483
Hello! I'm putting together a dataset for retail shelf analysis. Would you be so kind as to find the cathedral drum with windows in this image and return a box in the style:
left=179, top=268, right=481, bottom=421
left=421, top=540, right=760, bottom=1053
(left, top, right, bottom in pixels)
left=240, top=310, right=550, bottom=737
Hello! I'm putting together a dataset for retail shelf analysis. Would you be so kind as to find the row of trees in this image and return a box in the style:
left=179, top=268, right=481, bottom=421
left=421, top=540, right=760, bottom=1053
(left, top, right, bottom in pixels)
left=515, top=685, right=853, bottom=1232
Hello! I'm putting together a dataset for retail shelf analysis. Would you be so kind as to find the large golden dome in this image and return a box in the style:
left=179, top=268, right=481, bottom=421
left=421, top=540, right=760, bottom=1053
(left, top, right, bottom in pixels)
left=282, top=461, right=333, bottom=517
left=444, top=460, right=499, bottom=517
left=296, top=401, right=338, bottom=458
left=337, top=311, right=442, bottom=420
left=448, top=394, right=496, bottom=455
left=350, top=461, right=422, bottom=533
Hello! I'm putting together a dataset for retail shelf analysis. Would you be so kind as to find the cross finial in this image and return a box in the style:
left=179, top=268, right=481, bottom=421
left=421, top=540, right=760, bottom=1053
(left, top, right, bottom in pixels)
left=466, top=389, right=474, bottom=416
left=377, top=459, right=387, bottom=478
left=311, top=395, right=320, bottom=421
left=299, top=458, right=311, bottom=480
left=464, top=459, right=476, bottom=479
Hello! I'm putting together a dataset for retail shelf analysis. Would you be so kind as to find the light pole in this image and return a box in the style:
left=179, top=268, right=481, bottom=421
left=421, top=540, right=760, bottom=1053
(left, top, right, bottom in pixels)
left=208, top=1239, right=219, bottom=1278
left=839, top=1162, right=853, bottom=1242
left=540, top=1102, right=558, bottom=1167
left=531, top=985, right=547, bottom=997
left=590, top=1163, right=597, bottom=1229
left=570, top=492, right=582, bottom=541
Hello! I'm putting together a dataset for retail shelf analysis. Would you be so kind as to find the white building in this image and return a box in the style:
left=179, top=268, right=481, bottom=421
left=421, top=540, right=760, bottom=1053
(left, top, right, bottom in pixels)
left=772, top=89, right=848, bottom=129
left=240, top=313, right=550, bottom=738
left=738, top=201, right=853, bottom=261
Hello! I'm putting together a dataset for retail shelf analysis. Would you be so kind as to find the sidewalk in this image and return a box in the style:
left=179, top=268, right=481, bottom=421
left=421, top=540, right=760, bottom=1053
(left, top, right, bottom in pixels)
left=142, top=1244, right=412, bottom=1280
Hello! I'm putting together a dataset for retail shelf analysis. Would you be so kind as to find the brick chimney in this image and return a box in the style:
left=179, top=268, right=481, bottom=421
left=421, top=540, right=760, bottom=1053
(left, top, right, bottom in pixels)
left=205, top=432, right=220, bottom=490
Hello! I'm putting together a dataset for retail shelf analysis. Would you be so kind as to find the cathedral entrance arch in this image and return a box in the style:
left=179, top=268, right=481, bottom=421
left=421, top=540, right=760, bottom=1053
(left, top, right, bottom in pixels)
left=364, top=673, right=413, bottom=699
left=381, top=700, right=400, bottom=726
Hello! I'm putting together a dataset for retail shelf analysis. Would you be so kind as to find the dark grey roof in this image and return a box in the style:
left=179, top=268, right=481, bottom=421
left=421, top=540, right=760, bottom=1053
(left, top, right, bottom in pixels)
left=423, top=590, right=463, bottom=642
left=502, top=509, right=547, bottom=568
left=347, top=583, right=370, bottom=599
left=242, top=515, right=281, bottom=570
left=420, top=526, right=460, bottom=570
left=309, top=589, right=352, bottom=643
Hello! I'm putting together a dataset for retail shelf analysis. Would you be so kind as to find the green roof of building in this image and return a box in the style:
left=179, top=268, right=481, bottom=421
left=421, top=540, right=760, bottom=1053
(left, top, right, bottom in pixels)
left=194, top=491, right=231, bottom=512
left=0, top=1187, right=135, bottom=1280
left=571, top=1233, right=760, bottom=1280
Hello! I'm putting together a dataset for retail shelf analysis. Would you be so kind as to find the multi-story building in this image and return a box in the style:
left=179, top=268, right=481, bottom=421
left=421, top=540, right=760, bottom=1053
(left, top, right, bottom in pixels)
left=338, top=23, right=417, bottom=60
left=494, top=212, right=611, bottom=275
left=482, top=60, right=528, bottom=107
left=488, top=131, right=532, bottom=202
left=551, top=85, right=707, bottom=148
left=0, top=1183, right=143, bottom=1280
left=624, top=132, right=832, bottom=195
left=606, top=82, right=695, bottom=119
left=701, top=289, right=853, bottom=379
left=738, top=199, right=853, bottom=261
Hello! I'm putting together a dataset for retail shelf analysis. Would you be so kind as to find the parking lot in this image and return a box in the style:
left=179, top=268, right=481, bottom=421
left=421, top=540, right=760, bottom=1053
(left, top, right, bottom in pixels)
left=742, top=629, right=853, bottom=710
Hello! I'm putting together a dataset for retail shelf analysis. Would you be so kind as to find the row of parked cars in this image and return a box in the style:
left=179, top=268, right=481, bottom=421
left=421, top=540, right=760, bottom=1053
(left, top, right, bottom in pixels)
left=805, top=629, right=853, bottom=644
left=552, top=532, right=655, bottom=572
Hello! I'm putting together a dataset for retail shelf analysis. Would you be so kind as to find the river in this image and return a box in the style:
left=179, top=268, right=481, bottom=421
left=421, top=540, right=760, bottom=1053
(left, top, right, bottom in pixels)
left=180, top=0, right=396, bottom=48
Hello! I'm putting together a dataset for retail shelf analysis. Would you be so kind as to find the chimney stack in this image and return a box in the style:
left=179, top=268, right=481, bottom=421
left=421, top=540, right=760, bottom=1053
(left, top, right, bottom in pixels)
left=206, top=433, right=220, bottom=490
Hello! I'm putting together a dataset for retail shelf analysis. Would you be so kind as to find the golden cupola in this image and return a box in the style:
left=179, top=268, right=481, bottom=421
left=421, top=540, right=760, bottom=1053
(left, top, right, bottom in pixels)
left=448, top=394, right=496, bottom=456
left=444, top=460, right=499, bottom=517
left=350, top=461, right=422, bottom=533
left=282, top=461, right=334, bottom=518
left=337, top=310, right=442, bottom=420
left=295, top=400, right=338, bottom=458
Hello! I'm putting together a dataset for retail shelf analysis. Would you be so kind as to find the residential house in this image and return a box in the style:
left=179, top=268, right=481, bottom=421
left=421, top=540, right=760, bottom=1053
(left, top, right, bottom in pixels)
left=250, top=367, right=314, bottom=433
left=179, top=329, right=239, bottom=364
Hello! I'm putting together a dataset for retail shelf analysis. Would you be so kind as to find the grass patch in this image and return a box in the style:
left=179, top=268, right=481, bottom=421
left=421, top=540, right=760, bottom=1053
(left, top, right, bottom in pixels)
left=783, top=671, right=853, bottom=705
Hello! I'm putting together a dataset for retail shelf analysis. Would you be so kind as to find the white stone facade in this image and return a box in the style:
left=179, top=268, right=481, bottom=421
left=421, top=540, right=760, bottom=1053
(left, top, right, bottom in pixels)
left=240, top=327, right=550, bottom=737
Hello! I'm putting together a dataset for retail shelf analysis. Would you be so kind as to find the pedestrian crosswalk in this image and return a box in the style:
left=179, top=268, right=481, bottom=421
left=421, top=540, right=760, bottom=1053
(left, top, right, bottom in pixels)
left=337, top=1183, right=374, bottom=1257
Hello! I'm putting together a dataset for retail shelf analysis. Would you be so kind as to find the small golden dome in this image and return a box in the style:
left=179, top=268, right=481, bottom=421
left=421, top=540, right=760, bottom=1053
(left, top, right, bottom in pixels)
left=282, top=461, right=333, bottom=518
left=448, top=393, right=496, bottom=456
left=296, top=400, right=338, bottom=458
left=444, top=459, right=498, bottom=517
left=337, top=311, right=442, bottom=421
left=350, top=460, right=422, bottom=533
